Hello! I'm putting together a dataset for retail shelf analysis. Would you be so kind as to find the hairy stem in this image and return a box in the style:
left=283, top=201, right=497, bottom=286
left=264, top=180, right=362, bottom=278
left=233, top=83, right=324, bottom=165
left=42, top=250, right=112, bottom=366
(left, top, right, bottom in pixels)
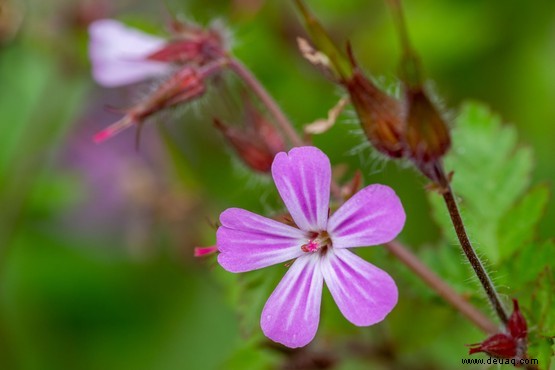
left=441, top=185, right=509, bottom=324
left=385, top=240, right=497, bottom=334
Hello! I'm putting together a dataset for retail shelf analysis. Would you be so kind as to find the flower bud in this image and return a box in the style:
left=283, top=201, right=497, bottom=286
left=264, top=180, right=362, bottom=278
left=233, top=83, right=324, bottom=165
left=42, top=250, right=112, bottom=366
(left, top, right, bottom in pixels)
left=404, top=87, right=451, bottom=166
left=343, top=68, right=404, bottom=158
left=468, top=299, right=528, bottom=361
left=214, top=100, right=285, bottom=173
left=293, top=1, right=405, bottom=159
left=146, top=21, right=226, bottom=65
left=94, top=67, right=206, bottom=143
left=468, top=333, right=517, bottom=358
left=508, top=299, right=527, bottom=340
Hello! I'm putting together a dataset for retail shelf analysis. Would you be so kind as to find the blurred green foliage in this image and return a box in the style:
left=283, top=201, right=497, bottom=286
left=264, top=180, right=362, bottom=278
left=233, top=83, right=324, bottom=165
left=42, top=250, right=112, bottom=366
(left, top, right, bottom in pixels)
left=1, top=0, right=554, bottom=369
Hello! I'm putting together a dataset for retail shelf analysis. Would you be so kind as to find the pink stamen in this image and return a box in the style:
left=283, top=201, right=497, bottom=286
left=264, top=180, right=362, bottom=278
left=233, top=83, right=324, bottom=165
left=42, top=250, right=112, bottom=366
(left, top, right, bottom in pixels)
left=194, top=246, right=218, bottom=257
left=301, top=239, right=319, bottom=253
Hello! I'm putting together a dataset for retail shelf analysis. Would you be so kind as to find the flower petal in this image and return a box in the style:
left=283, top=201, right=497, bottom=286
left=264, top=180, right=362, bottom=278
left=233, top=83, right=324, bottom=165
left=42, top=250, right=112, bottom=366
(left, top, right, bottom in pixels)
left=321, top=248, right=398, bottom=326
left=217, top=208, right=306, bottom=273
left=328, top=184, right=405, bottom=248
left=89, top=19, right=171, bottom=87
left=261, top=255, right=323, bottom=348
left=271, top=146, right=331, bottom=232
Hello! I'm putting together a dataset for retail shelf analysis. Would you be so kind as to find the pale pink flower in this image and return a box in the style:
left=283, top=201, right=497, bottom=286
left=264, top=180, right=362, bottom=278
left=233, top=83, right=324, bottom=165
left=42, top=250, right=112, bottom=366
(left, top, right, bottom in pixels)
left=89, top=19, right=171, bottom=87
left=217, top=146, right=406, bottom=348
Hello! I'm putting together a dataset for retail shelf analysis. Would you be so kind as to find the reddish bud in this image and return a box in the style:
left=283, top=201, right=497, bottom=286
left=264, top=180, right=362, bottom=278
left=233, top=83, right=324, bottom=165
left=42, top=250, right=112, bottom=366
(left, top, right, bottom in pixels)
left=146, top=23, right=225, bottom=65
left=508, top=299, right=527, bottom=340
left=194, top=246, right=218, bottom=257
left=94, top=66, right=207, bottom=143
left=343, top=69, right=404, bottom=158
left=468, top=333, right=517, bottom=358
left=468, top=299, right=529, bottom=362
left=404, top=87, right=451, bottom=177
left=341, top=48, right=404, bottom=158
left=215, top=118, right=274, bottom=172
left=214, top=98, right=285, bottom=173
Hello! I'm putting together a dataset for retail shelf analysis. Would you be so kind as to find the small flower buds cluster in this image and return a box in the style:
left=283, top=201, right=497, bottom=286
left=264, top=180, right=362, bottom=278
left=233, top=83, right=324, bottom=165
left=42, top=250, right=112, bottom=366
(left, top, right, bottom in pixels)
left=214, top=99, right=285, bottom=173
left=89, top=19, right=229, bottom=142
left=468, top=299, right=528, bottom=360
left=342, top=52, right=451, bottom=180
left=404, top=87, right=452, bottom=181
left=294, top=1, right=452, bottom=184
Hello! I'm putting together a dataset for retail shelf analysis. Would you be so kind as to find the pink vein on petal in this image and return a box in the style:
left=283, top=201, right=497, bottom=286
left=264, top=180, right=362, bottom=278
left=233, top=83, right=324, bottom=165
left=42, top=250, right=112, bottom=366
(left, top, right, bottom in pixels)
left=271, top=147, right=331, bottom=232
left=327, top=184, right=405, bottom=248
left=217, top=208, right=306, bottom=273
left=261, top=254, right=323, bottom=348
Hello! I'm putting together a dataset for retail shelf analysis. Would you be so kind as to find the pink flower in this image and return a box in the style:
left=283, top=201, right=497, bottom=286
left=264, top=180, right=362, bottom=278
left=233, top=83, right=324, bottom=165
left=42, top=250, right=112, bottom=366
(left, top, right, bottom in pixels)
left=89, top=19, right=171, bottom=87
left=217, top=146, right=406, bottom=348
left=88, top=19, right=226, bottom=88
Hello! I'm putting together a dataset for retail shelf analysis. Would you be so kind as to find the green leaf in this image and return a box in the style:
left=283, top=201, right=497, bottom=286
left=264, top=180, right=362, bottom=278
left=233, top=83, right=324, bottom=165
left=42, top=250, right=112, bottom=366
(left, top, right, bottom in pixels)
left=500, top=240, right=555, bottom=288
left=527, top=337, right=553, bottom=370
left=498, top=185, right=549, bottom=261
left=530, top=268, right=555, bottom=338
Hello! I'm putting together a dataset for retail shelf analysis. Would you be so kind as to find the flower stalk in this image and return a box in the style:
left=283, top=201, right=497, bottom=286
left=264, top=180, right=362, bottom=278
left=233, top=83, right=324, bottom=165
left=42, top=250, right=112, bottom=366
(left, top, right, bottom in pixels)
left=439, top=171, right=509, bottom=324
left=385, top=240, right=497, bottom=334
